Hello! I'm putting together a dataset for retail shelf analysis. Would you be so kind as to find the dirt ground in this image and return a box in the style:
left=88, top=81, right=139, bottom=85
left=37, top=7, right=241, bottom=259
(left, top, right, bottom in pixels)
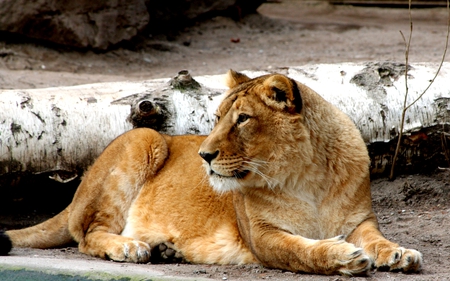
left=1, top=1, right=450, bottom=280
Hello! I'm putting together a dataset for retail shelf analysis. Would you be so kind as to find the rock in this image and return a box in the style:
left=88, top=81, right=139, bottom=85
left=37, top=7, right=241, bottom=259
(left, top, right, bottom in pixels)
left=0, top=0, right=149, bottom=50
left=145, top=0, right=265, bottom=33
left=0, top=0, right=265, bottom=49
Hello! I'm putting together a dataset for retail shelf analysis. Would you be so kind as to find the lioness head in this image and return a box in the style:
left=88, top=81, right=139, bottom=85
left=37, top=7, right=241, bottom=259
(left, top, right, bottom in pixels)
left=198, top=70, right=314, bottom=193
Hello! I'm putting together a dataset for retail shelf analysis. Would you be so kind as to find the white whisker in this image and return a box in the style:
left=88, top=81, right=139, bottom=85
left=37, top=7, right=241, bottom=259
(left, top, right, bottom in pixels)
left=242, top=159, right=279, bottom=189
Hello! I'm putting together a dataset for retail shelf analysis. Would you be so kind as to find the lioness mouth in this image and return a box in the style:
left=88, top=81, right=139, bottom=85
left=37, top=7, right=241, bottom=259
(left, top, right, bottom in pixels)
left=233, top=170, right=249, bottom=179
left=210, top=169, right=249, bottom=179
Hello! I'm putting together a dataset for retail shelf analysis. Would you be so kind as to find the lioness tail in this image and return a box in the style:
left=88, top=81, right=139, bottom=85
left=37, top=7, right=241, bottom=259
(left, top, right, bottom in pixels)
left=0, top=206, right=73, bottom=254
left=0, top=232, right=12, bottom=255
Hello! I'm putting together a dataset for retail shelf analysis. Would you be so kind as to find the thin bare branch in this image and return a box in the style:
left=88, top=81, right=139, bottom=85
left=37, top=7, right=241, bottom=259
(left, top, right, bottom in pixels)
left=405, top=5, right=449, bottom=111
left=389, top=0, right=413, bottom=180
left=389, top=0, right=450, bottom=180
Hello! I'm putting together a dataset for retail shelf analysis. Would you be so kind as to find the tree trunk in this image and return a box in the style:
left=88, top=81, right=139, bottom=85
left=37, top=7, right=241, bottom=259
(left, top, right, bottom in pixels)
left=1, top=63, right=449, bottom=182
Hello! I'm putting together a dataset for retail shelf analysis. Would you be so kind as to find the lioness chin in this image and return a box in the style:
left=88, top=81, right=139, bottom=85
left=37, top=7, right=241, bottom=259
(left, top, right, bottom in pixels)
left=0, top=70, right=422, bottom=275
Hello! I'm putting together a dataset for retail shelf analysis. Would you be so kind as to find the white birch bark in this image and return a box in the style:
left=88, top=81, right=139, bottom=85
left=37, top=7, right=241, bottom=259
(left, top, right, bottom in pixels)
left=1, top=63, right=449, bottom=178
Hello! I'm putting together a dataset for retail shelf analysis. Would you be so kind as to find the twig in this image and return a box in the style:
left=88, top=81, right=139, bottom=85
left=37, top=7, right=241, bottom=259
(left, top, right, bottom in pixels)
left=389, top=0, right=450, bottom=180
left=389, top=0, right=413, bottom=180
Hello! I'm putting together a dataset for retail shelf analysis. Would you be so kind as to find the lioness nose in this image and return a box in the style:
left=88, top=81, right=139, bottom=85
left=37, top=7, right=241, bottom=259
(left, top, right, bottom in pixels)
left=199, top=150, right=219, bottom=165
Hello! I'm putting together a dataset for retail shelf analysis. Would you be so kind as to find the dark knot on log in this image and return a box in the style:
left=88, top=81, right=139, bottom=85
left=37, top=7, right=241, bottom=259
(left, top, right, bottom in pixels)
left=128, top=99, right=169, bottom=130
left=169, top=70, right=201, bottom=91
left=138, top=100, right=155, bottom=116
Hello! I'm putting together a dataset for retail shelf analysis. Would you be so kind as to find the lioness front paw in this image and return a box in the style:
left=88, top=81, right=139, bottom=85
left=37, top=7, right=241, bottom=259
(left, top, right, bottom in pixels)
left=150, top=242, right=186, bottom=264
left=105, top=240, right=151, bottom=263
left=319, top=236, right=373, bottom=276
left=376, top=247, right=422, bottom=273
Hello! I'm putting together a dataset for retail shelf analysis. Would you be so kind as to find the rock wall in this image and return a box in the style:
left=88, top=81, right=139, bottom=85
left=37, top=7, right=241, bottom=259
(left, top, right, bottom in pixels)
left=0, top=0, right=264, bottom=50
left=0, top=0, right=149, bottom=49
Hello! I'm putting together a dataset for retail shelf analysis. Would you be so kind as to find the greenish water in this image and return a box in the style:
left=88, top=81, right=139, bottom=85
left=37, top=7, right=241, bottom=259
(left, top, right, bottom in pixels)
left=0, top=269, right=151, bottom=281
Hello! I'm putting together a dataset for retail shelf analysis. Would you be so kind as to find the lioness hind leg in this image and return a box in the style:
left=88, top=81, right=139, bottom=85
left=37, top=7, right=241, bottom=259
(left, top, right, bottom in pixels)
left=79, top=232, right=150, bottom=263
left=346, top=219, right=422, bottom=273
left=68, top=128, right=169, bottom=263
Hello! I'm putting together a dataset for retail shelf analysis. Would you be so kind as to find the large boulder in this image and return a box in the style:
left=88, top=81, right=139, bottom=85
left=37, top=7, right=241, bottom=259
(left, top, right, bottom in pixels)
left=145, top=0, right=265, bottom=32
left=0, top=0, right=149, bottom=50
left=0, top=0, right=265, bottom=50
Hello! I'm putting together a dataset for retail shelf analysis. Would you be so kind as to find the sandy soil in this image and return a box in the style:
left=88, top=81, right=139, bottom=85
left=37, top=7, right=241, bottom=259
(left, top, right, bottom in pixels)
left=1, top=1, right=450, bottom=280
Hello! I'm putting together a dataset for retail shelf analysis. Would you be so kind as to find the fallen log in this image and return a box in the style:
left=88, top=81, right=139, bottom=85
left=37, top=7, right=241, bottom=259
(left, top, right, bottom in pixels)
left=1, top=63, right=449, bottom=182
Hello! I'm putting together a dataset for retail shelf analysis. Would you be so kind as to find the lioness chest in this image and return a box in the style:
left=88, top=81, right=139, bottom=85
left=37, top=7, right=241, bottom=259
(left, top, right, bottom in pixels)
left=121, top=135, right=256, bottom=264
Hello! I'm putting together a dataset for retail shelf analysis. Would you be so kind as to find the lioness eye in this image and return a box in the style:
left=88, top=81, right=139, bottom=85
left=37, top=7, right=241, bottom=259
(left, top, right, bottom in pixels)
left=237, top=114, right=250, bottom=125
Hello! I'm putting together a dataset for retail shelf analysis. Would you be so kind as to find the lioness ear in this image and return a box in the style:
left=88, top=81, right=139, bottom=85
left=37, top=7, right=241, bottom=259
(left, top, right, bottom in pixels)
left=263, top=75, right=302, bottom=114
left=225, top=69, right=251, bottom=88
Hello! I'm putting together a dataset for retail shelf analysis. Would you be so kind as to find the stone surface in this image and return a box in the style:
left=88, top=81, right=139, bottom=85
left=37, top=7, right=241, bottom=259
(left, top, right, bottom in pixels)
left=145, top=0, right=264, bottom=33
left=0, top=0, right=264, bottom=49
left=0, top=0, right=149, bottom=49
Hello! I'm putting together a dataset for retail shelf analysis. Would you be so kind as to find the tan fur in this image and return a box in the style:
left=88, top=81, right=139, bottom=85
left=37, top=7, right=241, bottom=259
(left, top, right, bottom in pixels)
left=5, top=71, right=422, bottom=275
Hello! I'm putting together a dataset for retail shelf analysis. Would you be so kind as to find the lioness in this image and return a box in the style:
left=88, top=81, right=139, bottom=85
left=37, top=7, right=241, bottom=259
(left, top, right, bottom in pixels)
left=0, top=71, right=422, bottom=275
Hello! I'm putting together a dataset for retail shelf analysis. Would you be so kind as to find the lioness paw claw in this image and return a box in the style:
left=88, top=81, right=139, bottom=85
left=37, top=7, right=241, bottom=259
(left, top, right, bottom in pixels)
left=106, top=240, right=151, bottom=263
left=319, top=238, right=372, bottom=276
left=338, top=248, right=372, bottom=276
left=376, top=247, right=422, bottom=273
left=328, top=235, right=346, bottom=244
